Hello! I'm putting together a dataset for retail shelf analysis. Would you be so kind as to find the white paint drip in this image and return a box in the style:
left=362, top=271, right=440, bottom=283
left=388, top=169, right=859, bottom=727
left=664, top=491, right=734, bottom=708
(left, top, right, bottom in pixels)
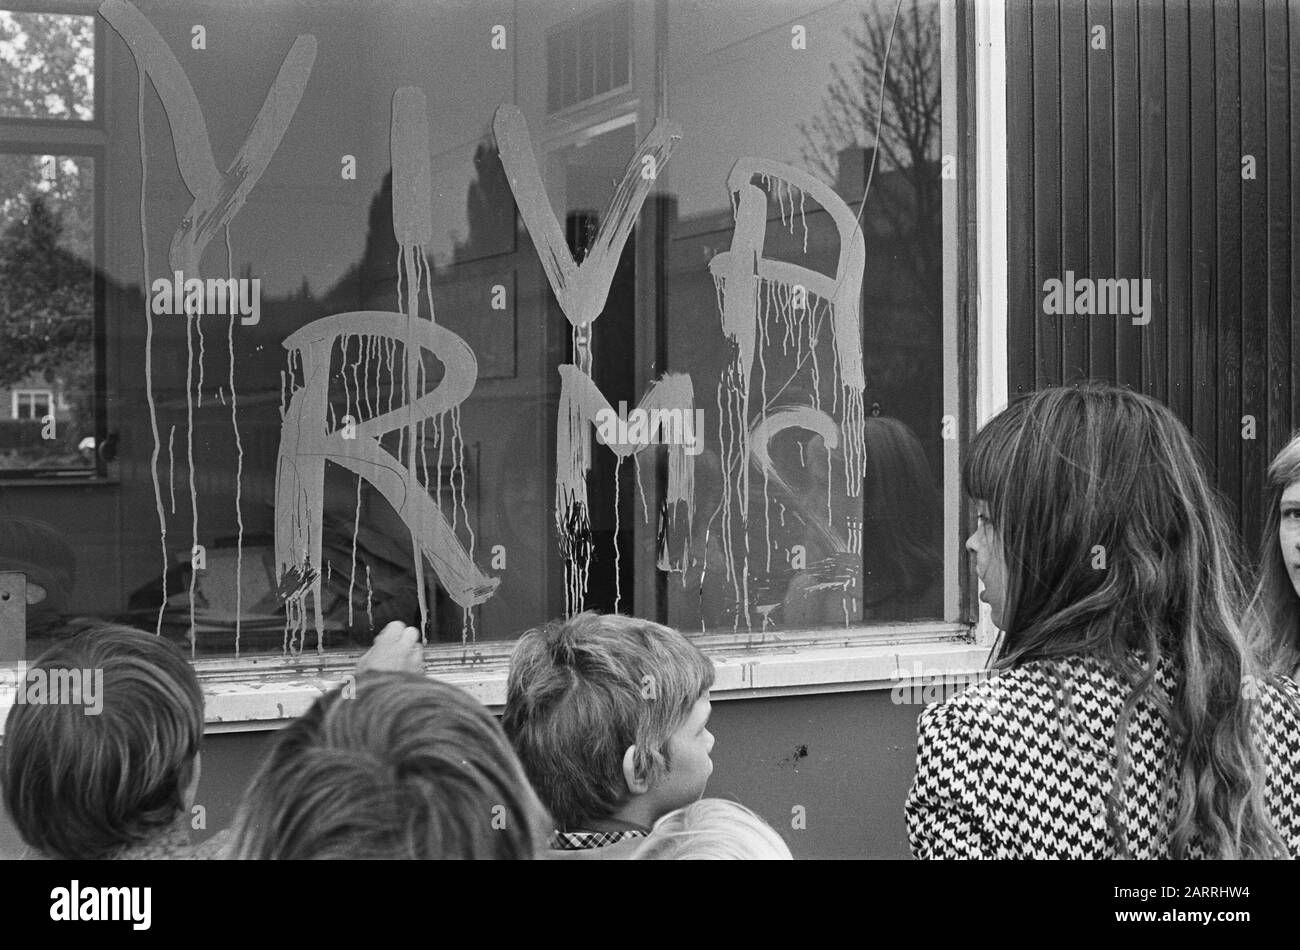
left=495, top=104, right=686, bottom=615
left=554, top=367, right=696, bottom=616
left=707, top=160, right=868, bottom=630
left=224, top=225, right=245, bottom=653
left=195, top=316, right=205, bottom=407
left=451, top=406, right=473, bottom=559
left=137, top=70, right=168, bottom=637
left=613, top=456, right=622, bottom=613
left=167, top=424, right=176, bottom=514
left=185, top=287, right=198, bottom=656
left=633, top=452, right=649, bottom=523
left=402, top=248, right=429, bottom=642
left=348, top=474, right=360, bottom=629
left=108, top=0, right=318, bottom=647
left=275, top=88, right=490, bottom=649
left=365, top=563, right=373, bottom=632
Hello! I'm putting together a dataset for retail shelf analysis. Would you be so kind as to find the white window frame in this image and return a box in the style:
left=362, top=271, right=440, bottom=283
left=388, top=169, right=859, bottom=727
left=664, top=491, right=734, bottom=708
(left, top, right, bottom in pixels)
left=11, top=388, right=53, bottom=420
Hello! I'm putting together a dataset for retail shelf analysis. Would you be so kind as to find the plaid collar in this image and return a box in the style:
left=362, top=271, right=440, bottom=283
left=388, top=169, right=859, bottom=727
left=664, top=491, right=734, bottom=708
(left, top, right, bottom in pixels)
left=550, top=828, right=648, bottom=851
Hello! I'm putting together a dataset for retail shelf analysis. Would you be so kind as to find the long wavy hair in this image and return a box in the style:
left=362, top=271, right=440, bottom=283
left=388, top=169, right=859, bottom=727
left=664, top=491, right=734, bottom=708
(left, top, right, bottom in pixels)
left=963, top=383, right=1285, bottom=859
left=1244, top=433, right=1300, bottom=677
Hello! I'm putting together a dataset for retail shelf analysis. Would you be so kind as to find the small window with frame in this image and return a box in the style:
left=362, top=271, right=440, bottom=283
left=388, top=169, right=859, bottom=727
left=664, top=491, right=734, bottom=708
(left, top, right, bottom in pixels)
left=0, top=150, right=99, bottom=474
left=11, top=387, right=52, bottom=419
left=0, top=4, right=103, bottom=477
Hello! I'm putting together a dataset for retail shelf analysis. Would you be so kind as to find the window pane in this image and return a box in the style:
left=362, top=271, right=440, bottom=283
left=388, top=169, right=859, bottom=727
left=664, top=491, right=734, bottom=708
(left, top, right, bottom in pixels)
left=665, top=0, right=947, bottom=632
left=0, top=153, right=95, bottom=474
left=2, top=0, right=957, bottom=661
left=609, top=3, right=629, bottom=88
left=0, top=11, right=95, bottom=120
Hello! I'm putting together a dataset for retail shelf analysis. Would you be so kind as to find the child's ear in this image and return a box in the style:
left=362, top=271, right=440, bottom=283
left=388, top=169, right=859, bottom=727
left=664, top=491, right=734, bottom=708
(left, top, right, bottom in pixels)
left=622, top=745, right=650, bottom=795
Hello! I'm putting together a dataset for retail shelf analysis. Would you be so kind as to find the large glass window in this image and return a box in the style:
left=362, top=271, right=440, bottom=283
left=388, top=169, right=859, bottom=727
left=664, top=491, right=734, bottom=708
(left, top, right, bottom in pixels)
left=0, top=0, right=967, bottom=660
left=664, top=0, right=949, bottom=634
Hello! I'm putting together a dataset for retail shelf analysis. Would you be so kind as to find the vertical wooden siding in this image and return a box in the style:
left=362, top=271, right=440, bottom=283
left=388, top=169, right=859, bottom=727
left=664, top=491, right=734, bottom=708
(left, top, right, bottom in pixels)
left=1006, top=0, right=1298, bottom=557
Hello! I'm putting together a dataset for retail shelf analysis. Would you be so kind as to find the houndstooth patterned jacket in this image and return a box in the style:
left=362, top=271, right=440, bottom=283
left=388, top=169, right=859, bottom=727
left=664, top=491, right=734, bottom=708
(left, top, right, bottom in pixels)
left=905, top=653, right=1300, bottom=859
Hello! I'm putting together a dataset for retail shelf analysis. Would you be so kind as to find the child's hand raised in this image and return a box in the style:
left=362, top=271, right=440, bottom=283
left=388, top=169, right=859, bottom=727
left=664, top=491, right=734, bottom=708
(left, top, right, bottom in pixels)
left=356, top=621, right=424, bottom=675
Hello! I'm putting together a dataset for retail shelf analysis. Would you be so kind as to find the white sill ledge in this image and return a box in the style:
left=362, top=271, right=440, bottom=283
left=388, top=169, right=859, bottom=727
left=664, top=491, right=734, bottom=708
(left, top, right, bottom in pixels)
left=0, top=625, right=991, bottom=737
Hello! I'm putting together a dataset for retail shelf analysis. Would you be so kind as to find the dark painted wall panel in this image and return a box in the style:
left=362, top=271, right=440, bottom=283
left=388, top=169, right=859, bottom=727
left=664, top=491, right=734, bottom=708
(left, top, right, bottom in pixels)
left=1007, top=0, right=1037, bottom=396
left=1114, top=0, right=1144, bottom=390
left=1006, top=0, right=1296, bottom=556
left=1088, top=0, right=1117, bottom=384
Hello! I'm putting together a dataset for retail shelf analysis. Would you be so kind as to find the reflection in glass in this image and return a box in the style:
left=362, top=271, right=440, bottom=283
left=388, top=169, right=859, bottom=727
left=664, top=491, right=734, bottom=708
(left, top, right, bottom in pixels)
left=0, top=153, right=95, bottom=473
left=0, top=1, right=953, bottom=658
left=666, top=0, right=945, bottom=633
left=0, top=12, right=94, bottom=120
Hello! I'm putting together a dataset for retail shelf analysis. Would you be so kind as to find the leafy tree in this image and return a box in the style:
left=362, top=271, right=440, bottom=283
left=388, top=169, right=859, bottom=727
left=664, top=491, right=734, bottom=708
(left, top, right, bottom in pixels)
left=0, top=12, right=96, bottom=466
left=0, top=153, right=93, bottom=262
left=0, top=13, right=95, bottom=259
left=0, top=194, right=94, bottom=445
left=0, top=11, right=93, bottom=120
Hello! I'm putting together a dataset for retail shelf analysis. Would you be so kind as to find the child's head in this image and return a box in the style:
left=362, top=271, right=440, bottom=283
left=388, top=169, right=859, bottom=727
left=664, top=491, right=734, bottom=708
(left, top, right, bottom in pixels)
left=964, top=384, right=1289, bottom=858
left=230, top=672, right=549, bottom=859
left=962, top=383, right=1244, bottom=656
left=502, top=611, right=715, bottom=832
left=1246, top=431, right=1300, bottom=675
left=632, top=799, right=792, bottom=860
left=1, top=625, right=204, bottom=859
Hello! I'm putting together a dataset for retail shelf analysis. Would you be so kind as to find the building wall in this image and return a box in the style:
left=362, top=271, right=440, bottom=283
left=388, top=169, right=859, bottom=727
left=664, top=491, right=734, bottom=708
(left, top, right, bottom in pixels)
left=0, top=689, right=924, bottom=860
left=1005, top=0, right=1300, bottom=556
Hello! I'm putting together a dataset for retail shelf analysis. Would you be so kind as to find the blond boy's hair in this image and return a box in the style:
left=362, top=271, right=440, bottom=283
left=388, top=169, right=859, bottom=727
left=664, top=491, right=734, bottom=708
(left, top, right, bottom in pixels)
left=230, top=672, right=549, bottom=859
left=632, top=799, right=793, bottom=860
left=502, top=611, right=714, bottom=831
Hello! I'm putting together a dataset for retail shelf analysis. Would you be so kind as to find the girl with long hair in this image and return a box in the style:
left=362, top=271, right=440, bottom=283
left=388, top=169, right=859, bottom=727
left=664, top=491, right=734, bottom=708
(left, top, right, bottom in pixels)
left=1245, top=433, right=1300, bottom=679
left=906, top=384, right=1300, bottom=859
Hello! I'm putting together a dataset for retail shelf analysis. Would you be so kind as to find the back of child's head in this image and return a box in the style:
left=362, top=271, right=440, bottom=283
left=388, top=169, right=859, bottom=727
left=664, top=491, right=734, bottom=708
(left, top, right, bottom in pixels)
left=632, top=799, right=792, bottom=860
left=229, top=672, right=548, bottom=859
left=1, top=624, right=203, bottom=859
left=502, top=611, right=714, bottom=831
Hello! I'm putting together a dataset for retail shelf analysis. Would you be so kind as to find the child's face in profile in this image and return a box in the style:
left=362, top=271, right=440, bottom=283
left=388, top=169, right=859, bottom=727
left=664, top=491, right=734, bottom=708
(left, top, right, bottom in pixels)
left=1279, top=480, right=1300, bottom=600
left=654, top=694, right=714, bottom=814
left=966, top=499, right=1008, bottom=629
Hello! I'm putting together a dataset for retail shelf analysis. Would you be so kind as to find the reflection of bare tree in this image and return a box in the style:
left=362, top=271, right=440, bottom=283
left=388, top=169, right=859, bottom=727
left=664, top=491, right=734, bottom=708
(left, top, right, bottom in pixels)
left=799, top=0, right=942, bottom=316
